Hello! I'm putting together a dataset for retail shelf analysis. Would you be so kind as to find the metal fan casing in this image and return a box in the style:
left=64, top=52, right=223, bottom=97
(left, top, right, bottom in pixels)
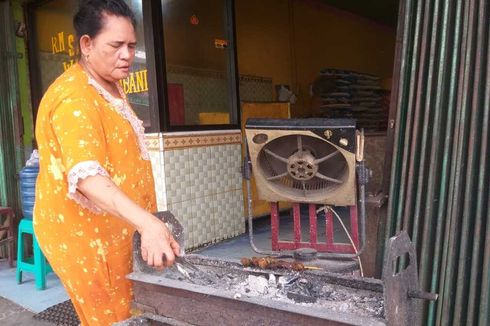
left=245, top=119, right=357, bottom=206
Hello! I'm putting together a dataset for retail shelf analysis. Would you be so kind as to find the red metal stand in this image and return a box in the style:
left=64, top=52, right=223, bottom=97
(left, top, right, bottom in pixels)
left=271, top=202, right=359, bottom=254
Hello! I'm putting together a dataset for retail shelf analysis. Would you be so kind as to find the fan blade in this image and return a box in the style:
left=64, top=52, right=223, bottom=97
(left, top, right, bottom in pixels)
left=301, top=181, right=307, bottom=196
left=315, top=172, right=343, bottom=184
left=264, top=149, right=289, bottom=163
left=297, top=135, right=303, bottom=153
left=314, top=150, right=340, bottom=164
left=266, top=172, right=288, bottom=181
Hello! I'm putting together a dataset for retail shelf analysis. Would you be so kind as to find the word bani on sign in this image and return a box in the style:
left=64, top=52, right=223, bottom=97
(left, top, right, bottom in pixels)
left=119, top=70, right=149, bottom=94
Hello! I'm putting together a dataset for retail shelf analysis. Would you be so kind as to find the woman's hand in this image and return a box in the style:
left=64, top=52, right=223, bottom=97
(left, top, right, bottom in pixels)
left=138, top=215, right=181, bottom=268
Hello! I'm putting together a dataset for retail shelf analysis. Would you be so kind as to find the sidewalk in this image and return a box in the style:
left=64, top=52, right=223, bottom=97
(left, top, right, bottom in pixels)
left=0, top=296, right=51, bottom=326
left=0, top=258, right=68, bottom=325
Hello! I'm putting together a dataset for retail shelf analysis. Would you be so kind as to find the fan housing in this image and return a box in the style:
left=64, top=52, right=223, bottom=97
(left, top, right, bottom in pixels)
left=245, top=118, right=357, bottom=206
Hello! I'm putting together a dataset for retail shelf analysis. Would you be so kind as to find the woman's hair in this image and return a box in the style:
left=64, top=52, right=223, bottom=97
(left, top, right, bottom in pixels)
left=73, top=0, right=136, bottom=44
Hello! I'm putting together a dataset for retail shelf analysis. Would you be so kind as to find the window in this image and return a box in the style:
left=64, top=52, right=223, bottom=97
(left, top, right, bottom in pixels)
left=27, top=0, right=239, bottom=132
left=119, top=0, right=151, bottom=128
left=29, top=1, right=77, bottom=95
left=160, top=0, right=239, bottom=130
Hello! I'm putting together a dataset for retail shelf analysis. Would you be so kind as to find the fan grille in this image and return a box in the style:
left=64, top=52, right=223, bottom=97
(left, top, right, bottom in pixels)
left=257, top=135, right=348, bottom=197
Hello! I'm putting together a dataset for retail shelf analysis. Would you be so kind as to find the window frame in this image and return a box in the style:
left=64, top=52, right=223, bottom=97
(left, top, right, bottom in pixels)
left=143, top=0, right=241, bottom=132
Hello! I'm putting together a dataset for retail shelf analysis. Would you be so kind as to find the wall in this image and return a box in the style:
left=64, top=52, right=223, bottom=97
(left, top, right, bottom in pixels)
left=235, top=0, right=293, bottom=91
left=146, top=132, right=245, bottom=250
left=235, top=0, right=396, bottom=117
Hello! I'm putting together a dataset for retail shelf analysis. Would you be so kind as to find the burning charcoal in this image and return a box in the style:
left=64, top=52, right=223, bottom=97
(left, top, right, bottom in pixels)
left=287, top=291, right=317, bottom=304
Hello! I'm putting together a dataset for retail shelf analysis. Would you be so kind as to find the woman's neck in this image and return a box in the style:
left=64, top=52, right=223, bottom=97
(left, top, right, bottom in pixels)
left=79, top=60, right=121, bottom=99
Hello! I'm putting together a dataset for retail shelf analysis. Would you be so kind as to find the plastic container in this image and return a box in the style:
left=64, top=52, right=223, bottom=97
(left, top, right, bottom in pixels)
left=19, top=165, right=39, bottom=219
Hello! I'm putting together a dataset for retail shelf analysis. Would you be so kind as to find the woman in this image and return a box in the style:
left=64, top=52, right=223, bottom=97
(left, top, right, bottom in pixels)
left=34, top=1, right=180, bottom=324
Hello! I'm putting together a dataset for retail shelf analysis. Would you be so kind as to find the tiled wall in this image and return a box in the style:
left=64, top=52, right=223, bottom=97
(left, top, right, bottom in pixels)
left=146, top=133, right=167, bottom=210
left=145, top=131, right=245, bottom=250
left=167, top=65, right=273, bottom=125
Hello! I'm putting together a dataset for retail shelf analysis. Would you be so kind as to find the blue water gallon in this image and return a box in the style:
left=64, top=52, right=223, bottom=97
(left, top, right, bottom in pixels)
left=19, top=165, right=39, bottom=219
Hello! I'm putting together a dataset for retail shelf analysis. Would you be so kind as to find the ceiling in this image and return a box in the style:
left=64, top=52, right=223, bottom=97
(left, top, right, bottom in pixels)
left=27, top=0, right=400, bottom=28
left=319, top=0, right=400, bottom=27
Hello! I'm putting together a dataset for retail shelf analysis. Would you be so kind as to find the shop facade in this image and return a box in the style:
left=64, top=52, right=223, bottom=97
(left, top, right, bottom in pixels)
left=2, top=0, right=490, bottom=324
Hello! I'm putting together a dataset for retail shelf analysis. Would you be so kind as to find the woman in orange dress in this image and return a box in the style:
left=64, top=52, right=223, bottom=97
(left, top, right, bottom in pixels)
left=34, top=1, right=180, bottom=325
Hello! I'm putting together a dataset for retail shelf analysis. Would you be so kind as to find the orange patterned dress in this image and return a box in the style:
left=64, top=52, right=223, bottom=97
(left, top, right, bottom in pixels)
left=34, top=63, right=156, bottom=325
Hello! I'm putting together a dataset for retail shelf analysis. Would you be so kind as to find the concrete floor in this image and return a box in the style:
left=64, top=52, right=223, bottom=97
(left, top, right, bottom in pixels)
left=196, top=209, right=359, bottom=272
left=0, top=207, right=358, bottom=324
left=0, top=256, right=68, bottom=325
left=0, top=295, right=51, bottom=326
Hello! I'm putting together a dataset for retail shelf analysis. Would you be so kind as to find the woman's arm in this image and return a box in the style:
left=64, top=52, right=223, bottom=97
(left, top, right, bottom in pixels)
left=77, top=174, right=180, bottom=268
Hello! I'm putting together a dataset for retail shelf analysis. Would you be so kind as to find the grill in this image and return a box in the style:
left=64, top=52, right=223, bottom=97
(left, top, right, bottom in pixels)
left=118, top=232, right=437, bottom=326
left=126, top=255, right=384, bottom=326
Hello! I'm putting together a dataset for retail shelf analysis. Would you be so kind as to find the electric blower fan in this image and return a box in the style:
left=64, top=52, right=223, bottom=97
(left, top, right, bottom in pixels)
left=245, top=118, right=357, bottom=206
left=244, top=118, right=368, bottom=262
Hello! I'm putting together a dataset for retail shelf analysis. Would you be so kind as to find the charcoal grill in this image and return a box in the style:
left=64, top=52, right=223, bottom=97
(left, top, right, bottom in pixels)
left=126, top=255, right=385, bottom=326
left=121, top=216, right=436, bottom=326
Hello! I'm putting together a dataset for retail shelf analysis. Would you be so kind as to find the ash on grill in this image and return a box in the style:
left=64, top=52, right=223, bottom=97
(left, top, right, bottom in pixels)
left=128, top=228, right=438, bottom=326
left=159, top=259, right=384, bottom=319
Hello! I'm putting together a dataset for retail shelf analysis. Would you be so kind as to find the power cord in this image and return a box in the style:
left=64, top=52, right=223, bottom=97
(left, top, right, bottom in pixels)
left=317, top=205, right=364, bottom=277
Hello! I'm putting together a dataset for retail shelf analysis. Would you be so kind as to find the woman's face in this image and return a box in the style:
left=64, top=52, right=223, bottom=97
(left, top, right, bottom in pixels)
left=82, top=14, right=136, bottom=82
